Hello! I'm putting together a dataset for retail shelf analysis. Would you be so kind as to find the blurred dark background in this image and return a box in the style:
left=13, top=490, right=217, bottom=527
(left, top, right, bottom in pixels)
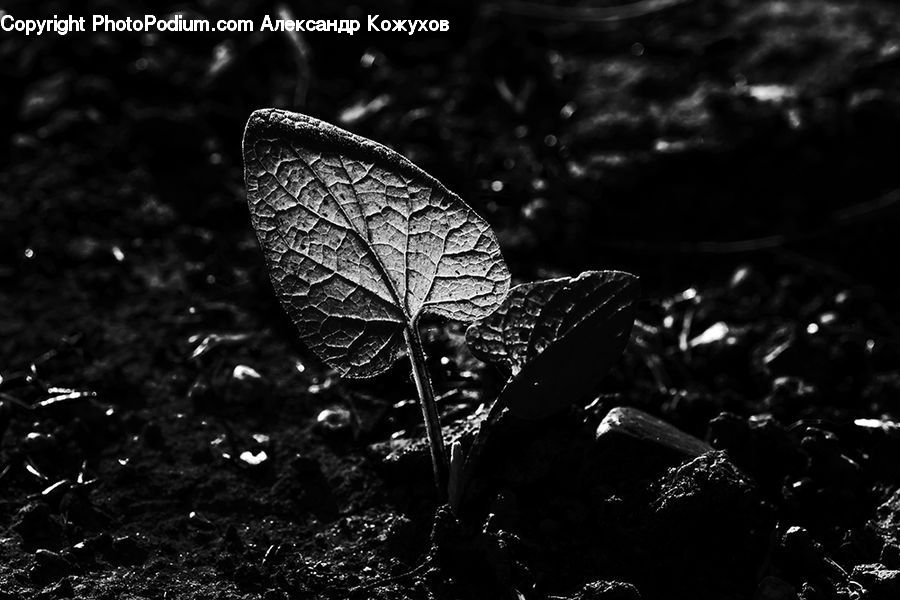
left=4, top=0, right=900, bottom=322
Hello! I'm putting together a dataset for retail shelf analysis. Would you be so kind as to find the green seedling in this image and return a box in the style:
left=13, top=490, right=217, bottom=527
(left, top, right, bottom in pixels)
left=243, top=109, right=510, bottom=500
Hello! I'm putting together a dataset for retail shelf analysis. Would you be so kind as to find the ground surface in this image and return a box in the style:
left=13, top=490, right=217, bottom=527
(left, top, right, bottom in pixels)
left=2, top=0, right=900, bottom=598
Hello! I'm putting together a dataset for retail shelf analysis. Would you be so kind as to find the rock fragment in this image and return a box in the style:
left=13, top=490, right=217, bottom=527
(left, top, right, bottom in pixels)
left=595, top=406, right=712, bottom=475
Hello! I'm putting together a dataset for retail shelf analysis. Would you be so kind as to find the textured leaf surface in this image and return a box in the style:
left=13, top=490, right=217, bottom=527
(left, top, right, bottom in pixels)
left=466, top=271, right=639, bottom=418
left=244, top=109, right=509, bottom=378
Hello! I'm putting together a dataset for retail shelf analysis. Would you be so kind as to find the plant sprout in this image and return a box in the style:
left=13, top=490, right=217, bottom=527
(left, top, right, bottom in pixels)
left=243, top=109, right=639, bottom=504
left=243, top=109, right=510, bottom=499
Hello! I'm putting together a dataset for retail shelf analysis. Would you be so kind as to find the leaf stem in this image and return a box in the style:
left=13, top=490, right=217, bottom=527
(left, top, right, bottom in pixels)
left=403, top=324, right=448, bottom=501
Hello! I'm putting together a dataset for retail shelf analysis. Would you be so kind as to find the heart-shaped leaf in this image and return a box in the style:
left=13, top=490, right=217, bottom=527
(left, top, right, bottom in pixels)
left=244, top=109, right=510, bottom=378
left=466, top=271, right=639, bottom=419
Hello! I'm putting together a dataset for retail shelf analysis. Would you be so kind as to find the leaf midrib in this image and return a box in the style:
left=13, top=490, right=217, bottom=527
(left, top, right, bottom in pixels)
left=282, top=142, right=412, bottom=323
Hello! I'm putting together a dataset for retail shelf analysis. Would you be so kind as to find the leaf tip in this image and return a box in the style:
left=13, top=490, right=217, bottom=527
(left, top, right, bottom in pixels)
left=244, top=108, right=303, bottom=145
left=244, top=108, right=275, bottom=138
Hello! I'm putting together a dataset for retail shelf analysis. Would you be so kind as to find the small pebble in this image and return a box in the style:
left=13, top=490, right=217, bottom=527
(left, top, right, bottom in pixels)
left=232, top=365, right=261, bottom=380
left=30, top=549, right=72, bottom=585
left=239, top=450, right=268, bottom=466
left=595, top=406, right=712, bottom=474
left=316, top=406, right=351, bottom=432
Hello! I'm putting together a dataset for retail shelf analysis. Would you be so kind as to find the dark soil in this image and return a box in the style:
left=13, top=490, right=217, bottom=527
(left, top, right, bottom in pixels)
left=2, top=0, right=900, bottom=599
